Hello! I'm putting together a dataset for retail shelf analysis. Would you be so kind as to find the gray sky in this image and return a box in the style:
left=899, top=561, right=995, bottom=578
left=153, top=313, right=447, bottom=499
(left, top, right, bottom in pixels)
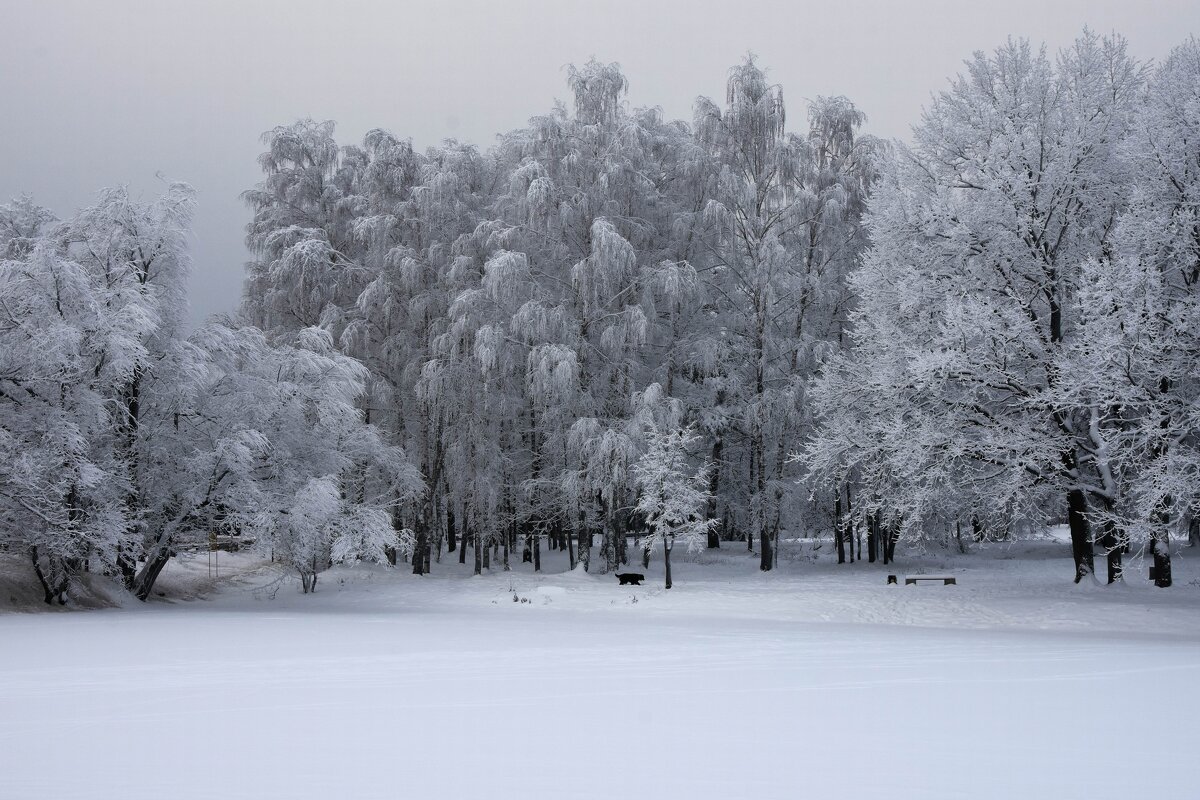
left=4, top=0, right=1198, bottom=325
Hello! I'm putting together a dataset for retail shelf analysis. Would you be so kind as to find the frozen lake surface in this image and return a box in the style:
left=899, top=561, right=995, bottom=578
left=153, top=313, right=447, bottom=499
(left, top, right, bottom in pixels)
left=2, top=539, right=1199, bottom=799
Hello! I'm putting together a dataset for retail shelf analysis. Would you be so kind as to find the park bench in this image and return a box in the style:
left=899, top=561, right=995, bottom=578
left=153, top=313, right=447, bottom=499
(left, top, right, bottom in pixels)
left=887, top=574, right=956, bottom=586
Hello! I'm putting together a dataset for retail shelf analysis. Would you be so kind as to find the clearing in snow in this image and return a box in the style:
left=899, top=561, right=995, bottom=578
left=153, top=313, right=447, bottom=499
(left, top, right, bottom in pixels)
left=2, top=537, right=1199, bottom=800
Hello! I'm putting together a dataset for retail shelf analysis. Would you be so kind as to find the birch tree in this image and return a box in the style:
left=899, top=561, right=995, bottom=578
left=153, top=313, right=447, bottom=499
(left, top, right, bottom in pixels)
left=632, top=420, right=715, bottom=589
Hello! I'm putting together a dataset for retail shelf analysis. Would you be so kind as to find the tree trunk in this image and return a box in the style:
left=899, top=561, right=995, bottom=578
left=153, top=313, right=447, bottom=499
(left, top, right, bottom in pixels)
left=834, top=495, right=845, bottom=564
left=132, top=547, right=173, bottom=601
left=601, top=496, right=618, bottom=574
left=758, top=528, right=772, bottom=571
left=844, top=485, right=855, bottom=563
left=533, top=532, right=541, bottom=572
left=1066, top=488, right=1094, bottom=583
left=866, top=512, right=878, bottom=563
left=29, top=547, right=68, bottom=605
left=664, top=538, right=673, bottom=589
left=577, top=508, right=590, bottom=572
left=412, top=529, right=427, bottom=575
left=117, top=547, right=137, bottom=591
left=564, top=520, right=575, bottom=570
left=706, top=436, right=722, bottom=548
left=459, top=509, right=469, bottom=565
left=1098, top=518, right=1124, bottom=584
left=1151, top=503, right=1172, bottom=588
left=880, top=517, right=890, bottom=565
left=882, top=519, right=898, bottom=565
left=473, top=526, right=482, bottom=576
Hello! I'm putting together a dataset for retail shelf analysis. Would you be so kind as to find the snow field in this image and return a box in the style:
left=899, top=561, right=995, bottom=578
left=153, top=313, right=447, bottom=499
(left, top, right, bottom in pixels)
left=2, top=539, right=1199, bottom=800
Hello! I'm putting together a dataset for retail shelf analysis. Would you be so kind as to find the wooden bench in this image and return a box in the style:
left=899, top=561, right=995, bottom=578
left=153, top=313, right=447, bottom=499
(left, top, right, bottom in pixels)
left=901, top=575, right=956, bottom=586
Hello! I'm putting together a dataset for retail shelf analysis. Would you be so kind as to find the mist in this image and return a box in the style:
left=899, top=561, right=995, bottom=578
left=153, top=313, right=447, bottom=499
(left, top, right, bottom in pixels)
left=3, top=0, right=1198, bottom=324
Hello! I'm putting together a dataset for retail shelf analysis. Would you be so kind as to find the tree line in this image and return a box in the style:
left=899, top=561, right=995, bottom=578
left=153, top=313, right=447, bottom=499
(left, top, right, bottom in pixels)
left=3, top=31, right=1198, bottom=601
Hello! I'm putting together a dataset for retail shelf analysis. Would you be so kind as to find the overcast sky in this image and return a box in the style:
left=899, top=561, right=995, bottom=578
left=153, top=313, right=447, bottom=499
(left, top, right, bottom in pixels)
left=4, top=0, right=1199, bottom=325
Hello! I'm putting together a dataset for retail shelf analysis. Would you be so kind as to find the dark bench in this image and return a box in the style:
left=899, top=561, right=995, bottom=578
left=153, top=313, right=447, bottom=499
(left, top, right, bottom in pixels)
left=899, top=575, right=956, bottom=586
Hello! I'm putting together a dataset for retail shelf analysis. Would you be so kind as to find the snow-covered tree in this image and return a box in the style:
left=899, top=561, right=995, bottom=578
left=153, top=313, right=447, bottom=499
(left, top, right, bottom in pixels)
left=1061, top=38, right=1200, bottom=586
left=0, top=236, right=128, bottom=602
left=0, top=184, right=423, bottom=602
left=632, top=413, right=715, bottom=590
left=694, top=59, right=876, bottom=568
left=806, top=33, right=1143, bottom=581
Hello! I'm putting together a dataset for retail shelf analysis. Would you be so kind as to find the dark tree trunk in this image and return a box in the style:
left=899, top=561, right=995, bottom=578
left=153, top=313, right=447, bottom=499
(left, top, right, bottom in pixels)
left=117, top=547, right=137, bottom=591
left=30, top=547, right=68, bottom=605
left=759, top=528, right=772, bottom=571
left=533, top=532, right=541, bottom=572
left=412, top=500, right=434, bottom=575
left=1148, top=380, right=1174, bottom=588
left=706, top=436, right=722, bottom=548
left=1098, top=518, right=1124, bottom=584
left=117, top=370, right=143, bottom=592
left=834, top=495, right=846, bottom=564
left=844, top=485, right=855, bottom=563
left=563, top=520, right=575, bottom=570
left=446, top=503, right=457, bottom=552
left=664, top=538, right=673, bottom=589
left=385, top=509, right=400, bottom=566
left=459, top=509, right=469, bottom=565
left=882, top=520, right=898, bottom=565
left=298, top=557, right=320, bottom=594
left=1151, top=504, right=1172, bottom=588
left=1067, top=488, right=1094, bottom=583
left=412, top=529, right=427, bottom=575
left=132, top=545, right=173, bottom=601
left=706, top=524, right=722, bottom=549
left=866, top=512, right=878, bottom=563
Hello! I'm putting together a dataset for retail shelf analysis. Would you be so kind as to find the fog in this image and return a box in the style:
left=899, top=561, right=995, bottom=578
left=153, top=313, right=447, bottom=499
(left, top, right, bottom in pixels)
left=3, top=0, right=1197, bottom=325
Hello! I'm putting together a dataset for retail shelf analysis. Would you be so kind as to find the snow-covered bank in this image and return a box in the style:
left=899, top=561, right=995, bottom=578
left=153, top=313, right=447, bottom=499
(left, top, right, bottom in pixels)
left=2, top=540, right=1199, bottom=799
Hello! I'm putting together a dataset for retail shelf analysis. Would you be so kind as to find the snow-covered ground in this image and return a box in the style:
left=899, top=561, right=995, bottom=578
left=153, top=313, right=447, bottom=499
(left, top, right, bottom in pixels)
left=2, top=537, right=1199, bottom=799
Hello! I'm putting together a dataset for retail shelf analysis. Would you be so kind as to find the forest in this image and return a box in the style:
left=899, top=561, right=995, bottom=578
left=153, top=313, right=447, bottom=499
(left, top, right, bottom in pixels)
left=3, top=30, right=1199, bottom=604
